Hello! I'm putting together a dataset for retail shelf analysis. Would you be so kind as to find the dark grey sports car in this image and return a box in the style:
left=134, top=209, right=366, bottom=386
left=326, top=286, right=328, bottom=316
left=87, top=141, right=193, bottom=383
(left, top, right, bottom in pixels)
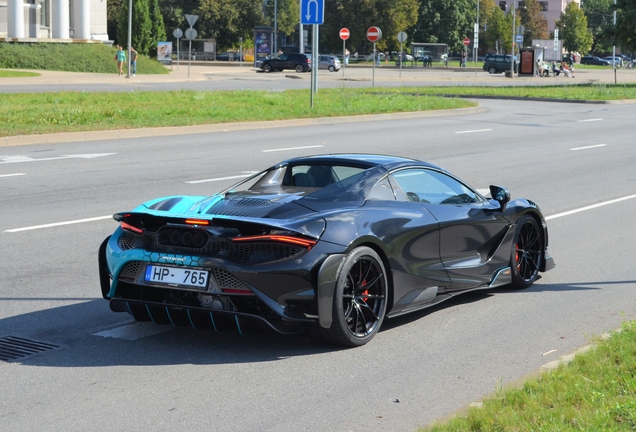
left=99, top=154, right=555, bottom=346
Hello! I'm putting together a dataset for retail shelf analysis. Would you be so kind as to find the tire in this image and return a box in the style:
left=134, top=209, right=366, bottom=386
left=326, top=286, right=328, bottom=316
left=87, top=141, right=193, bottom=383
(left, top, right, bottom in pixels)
left=295, top=64, right=305, bottom=73
left=510, top=215, right=543, bottom=289
left=488, top=66, right=497, bottom=74
left=328, top=65, right=335, bottom=72
left=309, top=247, right=388, bottom=347
left=262, top=63, right=272, bottom=73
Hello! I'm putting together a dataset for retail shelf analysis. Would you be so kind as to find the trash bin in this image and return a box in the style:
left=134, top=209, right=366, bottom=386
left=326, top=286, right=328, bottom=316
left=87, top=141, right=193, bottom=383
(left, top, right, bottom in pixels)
left=395, top=59, right=401, bottom=67
left=505, top=70, right=513, bottom=78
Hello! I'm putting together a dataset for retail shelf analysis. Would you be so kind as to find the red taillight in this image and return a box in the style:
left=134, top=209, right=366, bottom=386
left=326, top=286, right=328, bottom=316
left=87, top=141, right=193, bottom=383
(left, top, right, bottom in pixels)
left=185, top=219, right=209, bottom=226
left=222, top=288, right=253, bottom=295
left=230, top=235, right=316, bottom=248
left=121, top=221, right=144, bottom=234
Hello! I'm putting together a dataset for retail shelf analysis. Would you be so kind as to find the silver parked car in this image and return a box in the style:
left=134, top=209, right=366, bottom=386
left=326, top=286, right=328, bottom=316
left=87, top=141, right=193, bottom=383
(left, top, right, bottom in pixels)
left=318, top=55, right=341, bottom=72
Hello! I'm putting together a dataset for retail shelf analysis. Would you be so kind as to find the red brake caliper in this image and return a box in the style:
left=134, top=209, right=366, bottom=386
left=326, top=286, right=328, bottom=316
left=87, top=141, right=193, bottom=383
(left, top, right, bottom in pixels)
left=361, top=280, right=369, bottom=302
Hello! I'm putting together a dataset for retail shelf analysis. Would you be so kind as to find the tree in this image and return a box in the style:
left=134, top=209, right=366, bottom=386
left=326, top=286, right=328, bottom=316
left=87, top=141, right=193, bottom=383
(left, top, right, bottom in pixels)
left=555, top=2, right=593, bottom=54
left=117, top=0, right=153, bottom=55
left=519, top=0, right=548, bottom=46
left=484, top=5, right=514, bottom=54
left=476, top=0, right=498, bottom=53
left=582, top=0, right=613, bottom=53
left=409, top=0, right=475, bottom=53
left=148, top=0, right=167, bottom=56
left=264, top=0, right=299, bottom=36
left=321, top=0, right=419, bottom=54
left=614, top=0, right=636, bottom=54
left=196, top=0, right=264, bottom=50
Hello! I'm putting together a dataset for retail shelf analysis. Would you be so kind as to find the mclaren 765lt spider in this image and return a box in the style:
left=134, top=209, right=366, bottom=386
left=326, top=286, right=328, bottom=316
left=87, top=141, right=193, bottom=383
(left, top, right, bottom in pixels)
left=99, top=154, right=555, bottom=347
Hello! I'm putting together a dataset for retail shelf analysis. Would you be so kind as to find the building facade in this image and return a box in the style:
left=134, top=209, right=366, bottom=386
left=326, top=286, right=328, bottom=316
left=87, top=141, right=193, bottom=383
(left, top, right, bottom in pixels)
left=0, top=0, right=107, bottom=40
left=497, top=0, right=581, bottom=32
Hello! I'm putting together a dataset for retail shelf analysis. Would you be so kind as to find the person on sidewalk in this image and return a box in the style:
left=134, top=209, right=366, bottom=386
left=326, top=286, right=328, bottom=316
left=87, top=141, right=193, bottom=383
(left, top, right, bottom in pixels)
left=115, top=46, right=126, bottom=75
left=130, top=47, right=138, bottom=77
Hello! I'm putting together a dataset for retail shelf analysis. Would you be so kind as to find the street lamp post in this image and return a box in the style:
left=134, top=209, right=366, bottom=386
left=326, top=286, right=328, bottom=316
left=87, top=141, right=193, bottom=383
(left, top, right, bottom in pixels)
left=126, top=0, right=132, bottom=78
left=511, top=1, right=516, bottom=78
left=273, top=0, right=277, bottom=55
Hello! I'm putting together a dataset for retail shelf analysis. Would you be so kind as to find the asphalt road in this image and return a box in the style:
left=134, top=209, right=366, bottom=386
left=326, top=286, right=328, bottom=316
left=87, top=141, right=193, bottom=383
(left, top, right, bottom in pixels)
left=1, top=99, right=635, bottom=431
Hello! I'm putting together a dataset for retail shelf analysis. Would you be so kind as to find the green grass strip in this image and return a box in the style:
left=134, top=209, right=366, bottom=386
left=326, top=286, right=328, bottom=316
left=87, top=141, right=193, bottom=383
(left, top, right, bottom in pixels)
left=373, top=84, right=636, bottom=101
left=0, top=70, right=40, bottom=77
left=424, top=320, right=636, bottom=431
left=0, top=88, right=474, bottom=137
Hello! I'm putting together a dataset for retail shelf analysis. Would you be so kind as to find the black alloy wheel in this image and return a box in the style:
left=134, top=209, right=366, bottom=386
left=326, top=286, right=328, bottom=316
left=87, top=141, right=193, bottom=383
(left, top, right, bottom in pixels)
left=262, top=63, right=272, bottom=72
left=510, top=215, right=543, bottom=289
left=295, top=64, right=305, bottom=73
left=489, top=66, right=497, bottom=74
left=328, top=247, right=388, bottom=346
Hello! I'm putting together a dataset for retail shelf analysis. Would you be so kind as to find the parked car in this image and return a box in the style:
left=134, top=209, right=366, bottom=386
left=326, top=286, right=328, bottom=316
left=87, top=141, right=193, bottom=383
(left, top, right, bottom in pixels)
left=318, top=55, right=341, bottom=72
left=602, top=56, right=623, bottom=67
left=215, top=52, right=244, bottom=61
left=98, top=154, right=555, bottom=347
left=365, top=52, right=386, bottom=62
left=580, top=55, right=610, bottom=66
left=259, top=53, right=311, bottom=73
left=483, top=54, right=518, bottom=74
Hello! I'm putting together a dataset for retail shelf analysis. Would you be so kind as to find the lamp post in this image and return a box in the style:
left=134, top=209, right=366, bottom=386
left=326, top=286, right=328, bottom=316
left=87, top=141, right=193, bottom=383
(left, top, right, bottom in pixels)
left=510, top=0, right=516, bottom=78
left=273, top=0, right=277, bottom=55
left=613, top=0, right=617, bottom=84
left=126, top=0, right=132, bottom=78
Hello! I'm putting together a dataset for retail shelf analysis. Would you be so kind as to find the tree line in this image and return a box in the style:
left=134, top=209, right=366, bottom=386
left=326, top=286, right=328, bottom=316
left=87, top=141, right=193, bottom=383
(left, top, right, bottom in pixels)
left=107, top=0, right=636, bottom=57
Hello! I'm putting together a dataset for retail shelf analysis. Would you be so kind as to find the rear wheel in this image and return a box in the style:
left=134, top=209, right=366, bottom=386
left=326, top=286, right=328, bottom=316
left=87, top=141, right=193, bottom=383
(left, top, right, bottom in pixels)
left=328, top=65, right=335, bottom=72
left=510, top=215, right=543, bottom=289
left=488, top=66, right=497, bottom=74
left=295, top=64, right=305, bottom=73
left=262, top=63, right=272, bottom=73
left=309, top=247, right=388, bottom=347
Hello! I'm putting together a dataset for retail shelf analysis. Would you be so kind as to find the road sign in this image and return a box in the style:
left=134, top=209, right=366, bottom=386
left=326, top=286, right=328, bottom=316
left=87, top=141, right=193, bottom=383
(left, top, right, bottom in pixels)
left=173, top=28, right=183, bottom=39
left=397, top=31, right=407, bottom=43
left=367, top=27, right=382, bottom=42
left=185, top=28, right=197, bottom=40
left=301, top=0, right=325, bottom=25
left=463, top=37, right=470, bottom=46
left=339, top=28, right=350, bottom=40
left=515, top=34, right=523, bottom=43
left=185, top=14, right=198, bottom=27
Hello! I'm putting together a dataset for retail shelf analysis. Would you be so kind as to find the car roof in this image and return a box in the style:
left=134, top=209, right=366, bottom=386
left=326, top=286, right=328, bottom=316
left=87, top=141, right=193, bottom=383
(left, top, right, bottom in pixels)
left=277, top=153, right=439, bottom=170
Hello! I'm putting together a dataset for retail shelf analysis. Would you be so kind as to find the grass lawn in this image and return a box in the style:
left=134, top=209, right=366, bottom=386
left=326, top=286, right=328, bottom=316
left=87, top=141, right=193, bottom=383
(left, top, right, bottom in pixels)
left=424, top=321, right=636, bottom=431
left=0, top=69, right=40, bottom=77
left=0, top=88, right=475, bottom=137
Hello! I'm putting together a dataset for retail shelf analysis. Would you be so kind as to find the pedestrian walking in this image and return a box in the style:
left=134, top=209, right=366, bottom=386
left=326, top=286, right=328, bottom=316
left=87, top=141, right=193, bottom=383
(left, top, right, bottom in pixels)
left=130, top=47, right=138, bottom=76
left=114, top=45, right=126, bottom=75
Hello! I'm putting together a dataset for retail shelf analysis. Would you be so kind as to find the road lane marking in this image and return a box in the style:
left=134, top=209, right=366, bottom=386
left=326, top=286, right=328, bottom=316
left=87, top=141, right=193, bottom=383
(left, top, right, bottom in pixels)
left=187, top=174, right=251, bottom=184
left=570, top=144, right=606, bottom=151
left=4, top=215, right=112, bottom=233
left=0, top=153, right=117, bottom=164
left=262, top=145, right=324, bottom=152
left=577, top=118, right=603, bottom=123
left=0, top=173, right=26, bottom=178
left=93, top=322, right=173, bottom=340
left=545, top=194, right=636, bottom=220
left=455, top=129, right=493, bottom=134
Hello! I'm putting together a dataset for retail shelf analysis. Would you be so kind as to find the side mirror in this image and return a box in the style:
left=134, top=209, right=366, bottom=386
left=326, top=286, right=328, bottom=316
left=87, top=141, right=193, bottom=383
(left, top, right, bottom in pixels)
left=489, top=185, right=510, bottom=210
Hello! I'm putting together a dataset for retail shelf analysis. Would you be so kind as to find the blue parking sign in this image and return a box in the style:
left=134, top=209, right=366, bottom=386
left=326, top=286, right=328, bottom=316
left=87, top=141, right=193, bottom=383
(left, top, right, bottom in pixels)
left=301, top=0, right=325, bottom=25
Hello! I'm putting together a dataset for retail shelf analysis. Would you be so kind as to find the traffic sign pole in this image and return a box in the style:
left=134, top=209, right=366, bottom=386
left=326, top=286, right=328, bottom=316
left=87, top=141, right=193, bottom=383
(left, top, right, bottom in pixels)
left=339, top=28, right=349, bottom=77
left=397, top=31, right=407, bottom=79
left=372, top=42, right=376, bottom=88
left=367, top=27, right=382, bottom=88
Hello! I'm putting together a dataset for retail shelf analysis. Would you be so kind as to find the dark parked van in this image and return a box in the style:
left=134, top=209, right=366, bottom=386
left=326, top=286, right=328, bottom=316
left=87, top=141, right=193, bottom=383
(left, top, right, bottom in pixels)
left=483, top=54, right=518, bottom=74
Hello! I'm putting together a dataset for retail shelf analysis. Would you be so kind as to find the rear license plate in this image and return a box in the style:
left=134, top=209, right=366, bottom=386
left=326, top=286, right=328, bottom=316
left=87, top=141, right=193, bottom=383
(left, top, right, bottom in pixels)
left=144, top=265, right=209, bottom=289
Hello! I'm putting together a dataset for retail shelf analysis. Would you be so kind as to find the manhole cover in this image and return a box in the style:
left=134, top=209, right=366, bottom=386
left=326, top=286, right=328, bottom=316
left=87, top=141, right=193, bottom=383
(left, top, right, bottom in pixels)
left=0, top=336, right=60, bottom=362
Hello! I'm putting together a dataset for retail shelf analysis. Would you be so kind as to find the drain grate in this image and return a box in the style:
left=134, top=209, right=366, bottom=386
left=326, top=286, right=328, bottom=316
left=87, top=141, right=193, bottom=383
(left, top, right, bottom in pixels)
left=0, top=336, right=60, bottom=362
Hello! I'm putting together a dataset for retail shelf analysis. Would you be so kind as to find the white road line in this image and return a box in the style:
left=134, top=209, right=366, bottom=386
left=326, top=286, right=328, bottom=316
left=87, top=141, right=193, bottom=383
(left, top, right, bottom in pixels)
left=570, top=144, right=606, bottom=151
left=187, top=174, right=251, bottom=184
left=4, top=215, right=112, bottom=233
left=0, top=173, right=26, bottom=178
left=262, top=145, right=324, bottom=152
left=577, top=118, right=603, bottom=123
left=93, top=322, right=173, bottom=340
left=455, top=129, right=493, bottom=134
left=0, top=153, right=117, bottom=164
left=545, top=194, right=636, bottom=221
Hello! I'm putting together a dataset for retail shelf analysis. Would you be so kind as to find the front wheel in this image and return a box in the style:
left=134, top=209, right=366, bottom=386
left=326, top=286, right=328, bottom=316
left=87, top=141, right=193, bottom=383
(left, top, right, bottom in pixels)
left=488, top=66, right=497, bottom=74
left=510, top=215, right=543, bottom=289
left=262, top=63, right=272, bottom=73
left=309, top=247, right=388, bottom=347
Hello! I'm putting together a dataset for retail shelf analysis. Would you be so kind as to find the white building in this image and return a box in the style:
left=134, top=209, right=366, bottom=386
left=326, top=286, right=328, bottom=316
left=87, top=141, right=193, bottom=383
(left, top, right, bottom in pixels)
left=0, top=0, right=107, bottom=40
left=497, top=0, right=581, bottom=32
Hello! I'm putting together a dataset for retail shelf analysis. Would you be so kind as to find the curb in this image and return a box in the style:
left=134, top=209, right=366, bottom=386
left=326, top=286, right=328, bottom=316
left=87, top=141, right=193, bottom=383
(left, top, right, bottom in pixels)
left=410, top=93, right=636, bottom=105
left=0, top=106, right=485, bottom=148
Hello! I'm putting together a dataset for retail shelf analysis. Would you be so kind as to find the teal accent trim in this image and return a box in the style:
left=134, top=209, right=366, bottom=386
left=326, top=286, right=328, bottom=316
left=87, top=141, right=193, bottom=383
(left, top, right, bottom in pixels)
left=145, top=304, right=155, bottom=323
left=166, top=307, right=176, bottom=326
left=209, top=312, right=218, bottom=332
left=187, top=310, right=197, bottom=329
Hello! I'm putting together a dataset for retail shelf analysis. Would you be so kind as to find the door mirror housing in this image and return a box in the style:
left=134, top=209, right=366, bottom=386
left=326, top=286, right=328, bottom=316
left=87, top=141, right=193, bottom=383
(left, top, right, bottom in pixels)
left=489, top=185, right=510, bottom=210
